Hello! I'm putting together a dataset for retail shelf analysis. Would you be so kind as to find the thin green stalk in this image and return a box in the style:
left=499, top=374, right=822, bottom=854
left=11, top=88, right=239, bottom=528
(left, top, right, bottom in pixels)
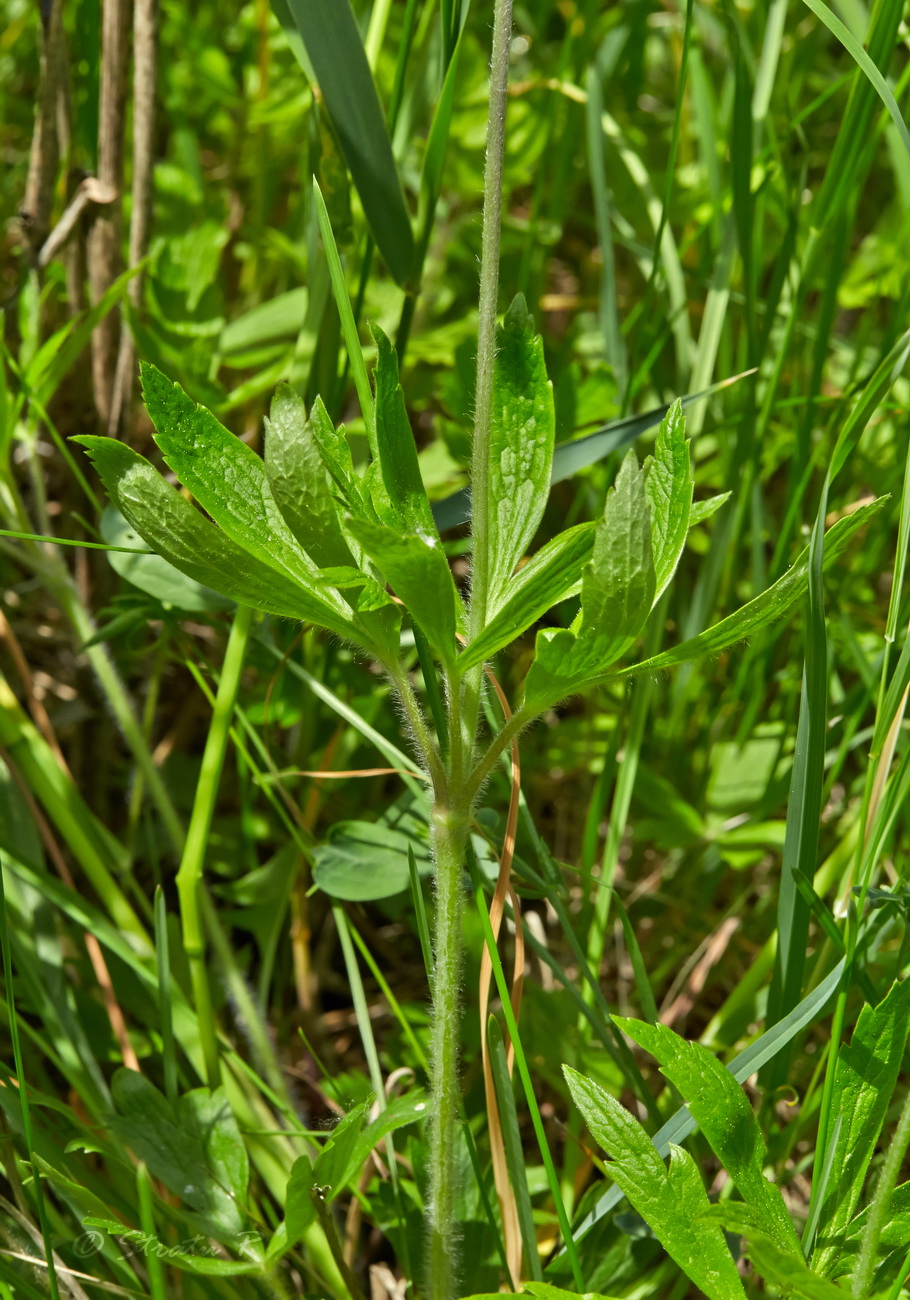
left=427, top=806, right=470, bottom=1300
left=136, top=1162, right=166, bottom=1300
left=176, top=603, right=254, bottom=1089
left=853, top=1086, right=910, bottom=1297
left=53, top=575, right=185, bottom=856
left=466, top=0, right=513, bottom=643
left=0, top=861, right=60, bottom=1300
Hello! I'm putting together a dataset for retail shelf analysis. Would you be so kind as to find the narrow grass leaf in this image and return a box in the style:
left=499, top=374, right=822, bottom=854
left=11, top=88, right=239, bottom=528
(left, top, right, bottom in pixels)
left=370, top=324, right=436, bottom=536
left=285, top=0, right=414, bottom=284
left=488, top=1016, right=543, bottom=1282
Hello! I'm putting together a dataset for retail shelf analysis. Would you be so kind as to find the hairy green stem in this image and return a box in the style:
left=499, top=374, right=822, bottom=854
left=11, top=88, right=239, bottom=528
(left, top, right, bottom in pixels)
left=853, top=1083, right=910, bottom=1297
left=176, top=603, right=254, bottom=1089
left=428, top=804, right=470, bottom=1300
left=466, top=0, right=512, bottom=644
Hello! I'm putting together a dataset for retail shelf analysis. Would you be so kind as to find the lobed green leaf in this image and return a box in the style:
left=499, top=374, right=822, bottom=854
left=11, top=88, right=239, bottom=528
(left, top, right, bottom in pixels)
left=811, top=977, right=910, bottom=1277
left=564, top=1066, right=746, bottom=1300
left=617, top=1017, right=799, bottom=1252
left=370, top=324, right=437, bottom=536
left=484, top=295, right=557, bottom=612
left=644, top=400, right=693, bottom=600
left=264, top=383, right=354, bottom=570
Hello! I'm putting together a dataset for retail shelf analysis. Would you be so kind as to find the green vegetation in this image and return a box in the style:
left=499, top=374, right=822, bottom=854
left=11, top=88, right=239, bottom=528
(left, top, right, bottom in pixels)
left=3, top=0, right=910, bottom=1297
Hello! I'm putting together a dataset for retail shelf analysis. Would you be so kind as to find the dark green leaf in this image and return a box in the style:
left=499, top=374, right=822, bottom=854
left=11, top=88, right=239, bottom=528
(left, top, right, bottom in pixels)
left=613, top=498, right=887, bottom=683
left=523, top=451, right=655, bottom=710
left=110, top=1071, right=247, bottom=1239
left=617, top=1018, right=799, bottom=1252
left=346, top=515, right=461, bottom=665
left=264, top=383, right=354, bottom=569
left=811, top=978, right=910, bottom=1277
left=285, top=1155, right=317, bottom=1245
left=564, top=1066, right=746, bottom=1300
left=284, top=0, right=414, bottom=284
left=75, top=437, right=358, bottom=639
left=484, top=295, right=556, bottom=610
left=458, top=523, right=596, bottom=674
left=313, top=821, right=432, bottom=902
left=644, top=400, right=693, bottom=599
left=569, top=957, right=845, bottom=1245
left=140, top=363, right=322, bottom=592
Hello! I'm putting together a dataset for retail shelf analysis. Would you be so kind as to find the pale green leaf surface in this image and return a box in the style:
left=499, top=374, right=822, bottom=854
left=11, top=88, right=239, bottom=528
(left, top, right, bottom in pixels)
left=264, top=383, right=354, bottom=569
left=617, top=1017, right=798, bottom=1252
left=644, top=401, right=693, bottom=600
left=485, top=295, right=557, bottom=611
left=100, top=505, right=233, bottom=613
left=690, top=492, right=732, bottom=527
left=564, top=1066, right=746, bottom=1300
left=811, top=977, right=910, bottom=1277
left=141, top=363, right=325, bottom=593
left=75, top=437, right=358, bottom=639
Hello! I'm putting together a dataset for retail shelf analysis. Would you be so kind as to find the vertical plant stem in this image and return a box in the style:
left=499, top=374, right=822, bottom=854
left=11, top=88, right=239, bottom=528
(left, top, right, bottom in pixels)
left=428, top=804, right=469, bottom=1300
left=466, top=0, right=512, bottom=642
left=176, top=603, right=253, bottom=1089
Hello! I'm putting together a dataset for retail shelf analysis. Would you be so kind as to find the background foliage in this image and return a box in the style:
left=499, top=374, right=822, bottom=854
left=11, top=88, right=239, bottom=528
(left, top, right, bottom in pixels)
left=2, top=0, right=910, bottom=1295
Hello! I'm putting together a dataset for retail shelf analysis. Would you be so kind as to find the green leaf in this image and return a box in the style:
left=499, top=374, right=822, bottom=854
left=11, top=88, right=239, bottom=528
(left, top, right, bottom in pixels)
left=704, top=1206, right=851, bottom=1300
left=75, top=437, right=359, bottom=639
left=811, top=978, right=910, bottom=1277
left=285, top=1155, right=317, bottom=1245
left=613, top=497, right=887, bottom=683
left=140, top=363, right=322, bottom=592
left=644, top=400, right=693, bottom=600
left=263, top=383, right=354, bottom=569
left=100, top=505, right=234, bottom=613
left=568, top=957, right=846, bottom=1244
left=432, top=372, right=752, bottom=533
left=110, top=1071, right=247, bottom=1240
left=799, top=0, right=910, bottom=169
left=523, top=451, right=655, bottom=710
left=307, top=396, right=375, bottom=521
left=484, top=295, right=557, bottom=611
left=313, top=1102, right=368, bottom=1196
left=457, top=522, right=596, bottom=674
left=690, top=492, right=732, bottom=527
left=286, top=0, right=414, bottom=285
left=616, top=1017, right=799, bottom=1252
left=346, top=516, right=461, bottom=665
left=220, top=288, right=308, bottom=356
left=488, top=1016, right=543, bottom=1281
left=564, top=1066, right=746, bottom=1300
left=345, top=1089, right=429, bottom=1182
left=843, top=1180, right=910, bottom=1272
left=313, top=820, right=432, bottom=902
left=370, top=323, right=436, bottom=536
